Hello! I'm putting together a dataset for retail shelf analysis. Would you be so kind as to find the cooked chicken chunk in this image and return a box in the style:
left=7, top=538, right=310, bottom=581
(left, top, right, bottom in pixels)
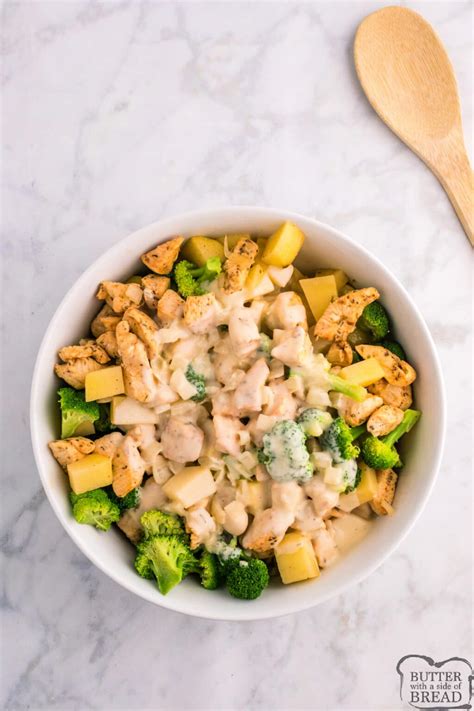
left=223, top=237, right=259, bottom=293
left=367, top=405, right=404, bottom=436
left=326, top=340, right=353, bottom=367
left=185, top=508, right=217, bottom=549
left=233, top=358, right=270, bottom=415
left=96, top=281, right=143, bottom=314
left=96, top=330, right=119, bottom=358
left=213, top=415, right=244, bottom=457
left=157, top=289, right=185, bottom=326
left=266, top=292, right=307, bottom=331
left=141, top=236, right=183, bottom=274
left=160, top=416, right=204, bottom=463
left=183, top=293, right=218, bottom=334
left=94, top=432, right=124, bottom=458
left=368, top=378, right=413, bottom=410
left=142, top=275, right=171, bottom=310
left=334, top=393, right=384, bottom=427
left=228, top=307, right=260, bottom=357
left=314, top=287, right=379, bottom=341
left=312, top=527, right=339, bottom=567
left=54, top=357, right=104, bottom=389
left=356, top=345, right=416, bottom=386
left=118, top=478, right=168, bottom=543
left=271, top=481, right=304, bottom=514
left=222, top=501, right=248, bottom=537
left=58, top=339, right=110, bottom=365
left=241, top=507, right=294, bottom=554
left=48, top=437, right=95, bottom=470
left=370, top=468, right=398, bottom=515
left=304, top=476, right=340, bottom=518
left=115, top=321, right=157, bottom=403
left=263, top=381, right=298, bottom=420
left=112, top=428, right=147, bottom=497
left=123, top=307, right=161, bottom=361
left=91, top=304, right=121, bottom=338
left=270, top=327, right=312, bottom=367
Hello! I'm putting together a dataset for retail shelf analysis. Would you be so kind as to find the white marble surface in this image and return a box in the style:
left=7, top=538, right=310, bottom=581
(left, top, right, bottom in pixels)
left=1, top=1, right=472, bottom=709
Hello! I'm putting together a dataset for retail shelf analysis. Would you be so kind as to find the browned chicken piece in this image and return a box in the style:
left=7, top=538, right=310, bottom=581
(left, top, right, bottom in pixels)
left=94, top=432, right=124, bottom=458
left=326, top=340, right=353, bottom=367
left=185, top=508, right=217, bottom=549
left=54, top=357, right=104, bottom=389
left=48, top=437, right=95, bottom=470
left=112, top=428, right=147, bottom=497
left=183, top=293, right=218, bottom=334
left=91, top=304, right=121, bottom=338
left=160, top=416, right=204, bottom=463
left=157, top=289, right=185, bottom=326
left=118, top=478, right=168, bottom=543
left=314, top=287, right=379, bottom=341
left=115, top=321, right=157, bottom=403
left=241, top=507, right=294, bottom=554
left=123, top=307, right=161, bottom=360
left=370, top=469, right=398, bottom=515
left=58, top=339, right=110, bottom=365
left=223, top=237, right=259, bottom=293
left=96, top=281, right=143, bottom=314
left=367, top=405, right=404, bottom=437
left=368, top=379, right=413, bottom=410
left=96, top=331, right=119, bottom=358
left=355, top=345, right=416, bottom=387
left=335, top=394, right=384, bottom=427
left=142, top=274, right=171, bottom=310
left=141, top=236, right=184, bottom=275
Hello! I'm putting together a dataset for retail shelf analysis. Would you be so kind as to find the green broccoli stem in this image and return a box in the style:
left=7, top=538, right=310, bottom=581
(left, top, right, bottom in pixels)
left=350, top=424, right=366, bottom=441
left=328, top=374, right=367, bottom=402
left=383, top=409, right=421, bottom=447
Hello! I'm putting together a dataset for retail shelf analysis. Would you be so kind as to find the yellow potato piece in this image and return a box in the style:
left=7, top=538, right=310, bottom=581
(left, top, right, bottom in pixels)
left=68, top=453, right=113, bottom=495
left=181, top=236, right=225, bottom=267
left=261, top=222, right=305, bottom=267
left=340, top=358, right=385, bottom=387
left=338, top=462, right=378, bottom=512
left=236, top=480, right=271, bottom=516
left=275, top=531, right=320, bottom=584
left=314, top=268, right=349, bottom=293
left=162, top=465, right=217, bottom=509
left=245, top=263, right=274, bottom=297
left=299, top=275, right=338, bottom=321
left=85, top=365, right=125, bottom=402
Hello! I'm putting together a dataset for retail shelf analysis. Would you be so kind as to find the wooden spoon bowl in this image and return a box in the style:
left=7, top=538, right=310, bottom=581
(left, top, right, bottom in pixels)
left=354, top=6, right=473, bottom=245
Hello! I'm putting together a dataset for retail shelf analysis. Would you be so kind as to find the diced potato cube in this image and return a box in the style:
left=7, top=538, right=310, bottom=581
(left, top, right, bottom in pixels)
left=85, top=366, right=125, bottom=402
left=245, top=263, right=274, bottom=298
left=340, top=358, right=385, bottom=387
left=67, top=453, right=113, bottom=494
left=162, top=466, right=217, bottom=509
left=110, top=396, right=158, bottom=425
left=74, top=421, right=96, bottom=436
left=314, top=268, right=349, bottom=293
left=338, top=463, right=378, bottom=512
left=216, top=233, right=252, bottom=250
left=181, top=236, right=224, bottom=267
left=275, top=531, right=320, bottom=584
left=236, top=480, right=271, bottom=516
left=330, top=514, right=372, bottom=553
left=261, top=222, right=305, bottom=267
left=299, top=275, right=338, bottom=321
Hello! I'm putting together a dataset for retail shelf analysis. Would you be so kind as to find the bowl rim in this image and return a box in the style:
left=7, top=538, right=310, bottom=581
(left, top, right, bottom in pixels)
left=30, top=205, right=446, bottom=620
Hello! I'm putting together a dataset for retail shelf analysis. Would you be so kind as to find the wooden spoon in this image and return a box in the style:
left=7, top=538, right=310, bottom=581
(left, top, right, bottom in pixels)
left=354, top=6, right=473, bottom=245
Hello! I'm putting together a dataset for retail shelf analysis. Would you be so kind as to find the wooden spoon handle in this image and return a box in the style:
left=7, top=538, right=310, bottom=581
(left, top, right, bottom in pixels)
left=433, top=147, right=474, bottom=246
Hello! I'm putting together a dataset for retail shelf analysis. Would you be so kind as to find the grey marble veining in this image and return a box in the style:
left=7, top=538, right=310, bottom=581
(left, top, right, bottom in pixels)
left=1, top=2, right=472, bottom=710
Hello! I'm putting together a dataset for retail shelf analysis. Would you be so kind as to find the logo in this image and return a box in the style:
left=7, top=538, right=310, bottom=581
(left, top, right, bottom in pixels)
left=397, top=655, right=473, bottom=709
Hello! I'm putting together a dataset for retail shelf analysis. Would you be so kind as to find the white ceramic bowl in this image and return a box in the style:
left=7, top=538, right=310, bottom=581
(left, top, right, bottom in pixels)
left=30, top=207, right=445, bottom=621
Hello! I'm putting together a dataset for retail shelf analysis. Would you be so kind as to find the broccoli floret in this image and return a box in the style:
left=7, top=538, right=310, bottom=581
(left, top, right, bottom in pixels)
left=297, top=408, right=333, bottom=437
left=185, top=364, right=206, bottom=402
left=226, top=558, right=270, bottom=600
left=107, top=486, right=140, bottom=512
left=140, top=509, right=186, bottom=539
left=378, top=340, right=406, bottom=361
left=358, top=301, right=390, bottom=340
left=327, top=373, right=367, bottom=402
left=361, top=409, right=421, bottom=470
left=94, top=403, right=117, bottom=434
left=58, top=387, right=100, bottom=439
left=320, top=417, right=366, bottom=463
left=261, top=420, right=313, bottom=483
left=199, top=550, right=223, bottom=590
left=257, top=333, right=272, bottom=356
left=173, top=257, right=222, bottom=298
left=134, top=534, right=199, bottom=595
left=69, top=489, right=120, bottom=531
